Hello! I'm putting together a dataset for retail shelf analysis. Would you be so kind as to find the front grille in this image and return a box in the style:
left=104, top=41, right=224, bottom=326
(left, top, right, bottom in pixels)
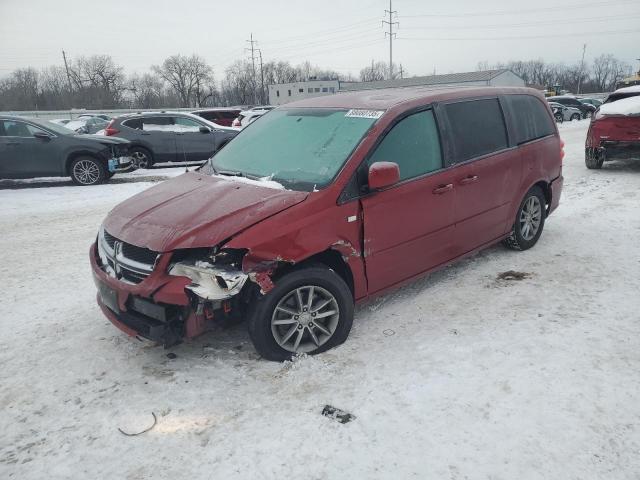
left=97, top=229, right=159, bottom=284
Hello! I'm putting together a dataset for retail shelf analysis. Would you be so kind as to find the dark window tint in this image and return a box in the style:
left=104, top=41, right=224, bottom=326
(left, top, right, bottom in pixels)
left=444, top=98, right=508, bottom=163
left=123, top=118, right=143, bottom=129
left=0, top=120, right=38, bottom=137
left=368, top=109, right=442, bottom=181
left=508, top=95, right=555, bottom=144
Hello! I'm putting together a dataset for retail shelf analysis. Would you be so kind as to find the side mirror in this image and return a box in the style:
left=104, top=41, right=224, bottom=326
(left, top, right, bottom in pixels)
left=368, top=161, right=400, bottom=191
left=33, top=131, right=52, bottom=141
left=199, top=126, right=211, bottom=134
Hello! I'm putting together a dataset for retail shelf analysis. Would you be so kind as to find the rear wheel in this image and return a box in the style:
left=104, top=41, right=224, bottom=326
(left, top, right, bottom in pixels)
left=248, top=266, right=354, bottom=362
left=69, top=157, right=107, bottom=186
left=570, top=113, right=581, bottom=121
left=585, top=148, right=604, bottom=169
left=503, top=186, right=546, bottom=251
left=130, top=147, right=153, bottom=169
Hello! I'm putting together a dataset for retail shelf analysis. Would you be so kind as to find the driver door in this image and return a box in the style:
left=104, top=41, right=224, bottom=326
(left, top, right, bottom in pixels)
left=173, top=116, right=216, bottom=162
left=0, top=119, right=56, bottom=178
left=361, top=109, right=458, bottom=293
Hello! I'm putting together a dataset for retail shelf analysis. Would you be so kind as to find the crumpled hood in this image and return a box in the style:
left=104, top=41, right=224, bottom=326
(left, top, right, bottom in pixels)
left=103, top=172, right=308, bottom=252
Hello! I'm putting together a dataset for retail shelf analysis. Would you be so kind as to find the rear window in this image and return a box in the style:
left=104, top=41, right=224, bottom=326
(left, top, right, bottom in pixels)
left=507, top=95, right=555, bottom=144
left=444, top=98, right=508, bottom=163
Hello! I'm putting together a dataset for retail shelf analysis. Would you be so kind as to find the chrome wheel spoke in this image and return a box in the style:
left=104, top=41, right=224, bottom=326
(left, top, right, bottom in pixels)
left=312, top=321, right=331, bottom=336
left=271, top=284, right=340, bottom=353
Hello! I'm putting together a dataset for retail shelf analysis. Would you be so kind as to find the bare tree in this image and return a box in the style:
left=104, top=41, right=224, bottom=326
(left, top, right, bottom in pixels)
left=360, top=61, right=387, bottom=82
left=152, top=54, right=213, bottom=107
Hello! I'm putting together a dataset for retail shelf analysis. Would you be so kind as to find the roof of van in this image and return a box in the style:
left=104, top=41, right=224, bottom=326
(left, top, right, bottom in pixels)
left=281, top=85, right=543, bottom=110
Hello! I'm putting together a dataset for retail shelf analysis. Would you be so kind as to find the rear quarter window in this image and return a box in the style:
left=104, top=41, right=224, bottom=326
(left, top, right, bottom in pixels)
left=122, top=118, right=143, bottom=130
left=506, top=95, right=555, bottom=144
left=443, top=98, right=508, bottom=163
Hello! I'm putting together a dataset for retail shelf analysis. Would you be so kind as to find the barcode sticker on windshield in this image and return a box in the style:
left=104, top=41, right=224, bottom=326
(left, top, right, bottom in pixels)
left=345, top=109, right=384, bottom=119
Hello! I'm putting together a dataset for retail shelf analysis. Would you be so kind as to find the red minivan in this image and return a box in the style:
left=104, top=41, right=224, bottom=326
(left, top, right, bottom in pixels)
left=91, top=86, right=563, bottom=361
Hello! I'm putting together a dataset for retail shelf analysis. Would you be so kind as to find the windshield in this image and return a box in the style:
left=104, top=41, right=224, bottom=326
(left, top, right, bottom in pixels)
left=208, top=108, right=380, bottom=191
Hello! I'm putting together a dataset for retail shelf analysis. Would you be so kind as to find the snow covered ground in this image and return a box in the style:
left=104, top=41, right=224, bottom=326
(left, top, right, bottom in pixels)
left=1, top=120, right=639, bottom=479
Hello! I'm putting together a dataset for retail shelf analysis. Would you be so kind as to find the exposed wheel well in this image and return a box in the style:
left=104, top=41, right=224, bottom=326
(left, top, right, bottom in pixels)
left=533, top=180, right=551, bottom=214
left=65, top=152, right=103, bottom=175
left=271, top=249, right=355, bottom=298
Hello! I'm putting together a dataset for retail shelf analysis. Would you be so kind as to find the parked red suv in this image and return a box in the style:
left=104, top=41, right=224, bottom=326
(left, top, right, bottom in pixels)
left=191, top=108, right=241, bottom=127
left=91, top=87, right=563, bottom=361
left=585, top=86, right=640, bottom=169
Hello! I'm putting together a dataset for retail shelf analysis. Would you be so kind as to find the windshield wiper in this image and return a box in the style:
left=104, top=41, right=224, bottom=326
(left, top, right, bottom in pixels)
left=217, top=169, right=245, bottom=177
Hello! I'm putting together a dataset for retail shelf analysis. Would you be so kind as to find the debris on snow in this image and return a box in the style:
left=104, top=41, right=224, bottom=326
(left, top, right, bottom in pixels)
left=117, top=412, right=157, bottom=437
left=322, top=405, right=356, bottom=424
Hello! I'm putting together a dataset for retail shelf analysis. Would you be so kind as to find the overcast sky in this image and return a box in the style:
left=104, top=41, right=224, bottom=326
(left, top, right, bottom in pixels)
left=1, top=0, right=639, bottom=79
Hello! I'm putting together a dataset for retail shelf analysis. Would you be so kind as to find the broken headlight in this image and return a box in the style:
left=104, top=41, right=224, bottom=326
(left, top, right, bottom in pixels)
left=169, top=248, right=248, bottom=301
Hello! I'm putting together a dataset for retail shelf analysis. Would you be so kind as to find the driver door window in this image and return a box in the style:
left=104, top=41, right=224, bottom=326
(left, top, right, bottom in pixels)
left=367, top=109, right=442, bottom=182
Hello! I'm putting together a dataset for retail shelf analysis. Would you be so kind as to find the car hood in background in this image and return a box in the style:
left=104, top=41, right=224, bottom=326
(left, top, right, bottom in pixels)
left=103, top=172, right=308, bottom=252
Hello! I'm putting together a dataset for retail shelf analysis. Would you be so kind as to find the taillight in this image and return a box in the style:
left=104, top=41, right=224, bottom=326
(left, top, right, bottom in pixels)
left=559, top=138, right=565, bottom=161
left=104, top=120, right=119, bottom=136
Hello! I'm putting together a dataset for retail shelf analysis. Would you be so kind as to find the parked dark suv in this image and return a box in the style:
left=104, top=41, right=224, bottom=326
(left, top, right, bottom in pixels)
left=91, top=86, right=563, bottom=361
left=0, top=115, right=131, bottom=185
left=547, top=96, right=596, bottom=119
left=104, top=112, right=239, bottom=168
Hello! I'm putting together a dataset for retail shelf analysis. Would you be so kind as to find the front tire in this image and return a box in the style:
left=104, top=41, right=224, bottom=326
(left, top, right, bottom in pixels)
left=248, top=266, right=354, bottom=362
left=69, top=157, right=107, bottom=186
left=503, top=186, right=546, bottom=251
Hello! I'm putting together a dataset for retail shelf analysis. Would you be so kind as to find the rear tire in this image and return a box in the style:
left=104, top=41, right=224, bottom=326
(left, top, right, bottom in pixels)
left=248, top=266, right=354, bottom=362
left=570, top=113, right=581, bottom=121
left=69, top=157, right=107, bottom=186
left=130, top=147, right=153, bottom=169
left=585, top=148, right=604, bottom=169
left=503, top=186, right=546, bottom=251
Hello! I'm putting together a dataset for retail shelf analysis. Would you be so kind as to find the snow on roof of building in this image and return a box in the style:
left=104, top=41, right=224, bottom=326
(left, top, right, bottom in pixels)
left=339, top=69, right=516, bottom=92
left=598, top=96, right=640, bottom=116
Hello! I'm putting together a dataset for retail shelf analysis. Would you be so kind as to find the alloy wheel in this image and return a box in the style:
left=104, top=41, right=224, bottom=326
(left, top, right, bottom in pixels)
left=132, top=150, right=149, bottom=169
left=519, top=196, right=542, bottom=241
left=271, top=285, right=340, bottom=354
left=73, top=160, right=100, bottom=185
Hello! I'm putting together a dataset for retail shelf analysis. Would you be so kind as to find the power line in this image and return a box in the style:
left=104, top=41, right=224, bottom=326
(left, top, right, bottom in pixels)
left=398, top=13, right=640, bottom=30
left=383, top=0, right=399, bottom=79
left=397, top=28, right=640, bottom=41
left=399, top=0, right=639, bottom=17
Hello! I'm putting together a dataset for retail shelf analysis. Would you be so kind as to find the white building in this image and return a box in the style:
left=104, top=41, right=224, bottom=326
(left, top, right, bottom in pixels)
left=268, top=70, right=525, bottom=105
left=268, top=80, right=340, bottom=106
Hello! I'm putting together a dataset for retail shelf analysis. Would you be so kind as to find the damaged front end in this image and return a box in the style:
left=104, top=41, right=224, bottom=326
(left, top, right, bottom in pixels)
left=92, top=233, right=276, bottom=347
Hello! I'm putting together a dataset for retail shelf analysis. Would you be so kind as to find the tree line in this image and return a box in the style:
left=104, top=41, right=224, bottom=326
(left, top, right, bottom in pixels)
left=478, top=54, right=632, bottom=94
left=0, top=52, right=632, bottom=112
left=0, top=54, right=347, bottom=111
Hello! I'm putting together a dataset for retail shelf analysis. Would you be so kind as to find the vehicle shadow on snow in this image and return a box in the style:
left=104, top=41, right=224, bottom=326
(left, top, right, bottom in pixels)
left=601, top=158, right=640, bottom=172
left=0, top=175, right=171, bottom=190
left=153, top=245, right=511, bottom=364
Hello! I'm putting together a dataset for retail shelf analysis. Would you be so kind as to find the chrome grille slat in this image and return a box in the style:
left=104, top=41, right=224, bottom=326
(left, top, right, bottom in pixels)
left=98, top=229, right=159, bottom=284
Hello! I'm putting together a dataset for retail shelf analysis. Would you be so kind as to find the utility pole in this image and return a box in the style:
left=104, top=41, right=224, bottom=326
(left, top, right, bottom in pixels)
left=245, top=33, right=258, bottom=105
left=258, top=49, right=265, bottom=105
left=61, top=49, right=73, bottom=108
left=399, top=64, right=404, bottom=79
left=383, top=0, right=398, bottom=80
left=577, top=43, right=587, bottom=94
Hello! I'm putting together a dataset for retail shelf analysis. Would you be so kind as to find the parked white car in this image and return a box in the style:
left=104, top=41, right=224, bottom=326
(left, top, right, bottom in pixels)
left=548, top=101, right=583, bottom=121
left=231, top=106, right=274, bottom=128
